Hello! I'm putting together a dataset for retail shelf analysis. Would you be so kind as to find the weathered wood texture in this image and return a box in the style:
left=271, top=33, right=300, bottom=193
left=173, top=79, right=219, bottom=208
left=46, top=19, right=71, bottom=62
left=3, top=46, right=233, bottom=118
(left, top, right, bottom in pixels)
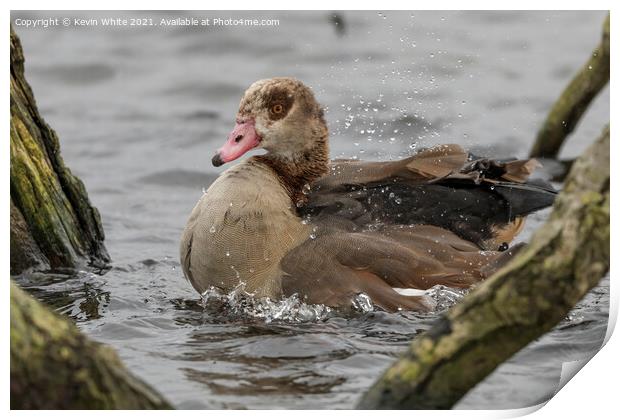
left=10, top=27, right=109, bottom=274
left=10, top=282, right=171, bottom=409
left=529, top=14, right=609, bottom=158
left=359, top=125, right=609, bottom=409
left=9, top=29, right=171, bottom=409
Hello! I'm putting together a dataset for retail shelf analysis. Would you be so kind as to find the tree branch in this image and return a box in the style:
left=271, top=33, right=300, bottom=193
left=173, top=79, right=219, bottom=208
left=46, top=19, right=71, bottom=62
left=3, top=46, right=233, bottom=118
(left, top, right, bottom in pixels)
left=359, top=125, right=609, bottom=409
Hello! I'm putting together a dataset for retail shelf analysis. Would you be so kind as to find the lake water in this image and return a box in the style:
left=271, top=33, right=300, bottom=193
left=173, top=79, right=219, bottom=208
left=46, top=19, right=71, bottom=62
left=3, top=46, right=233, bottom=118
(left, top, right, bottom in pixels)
left=12, top=10, right=610, bottom=409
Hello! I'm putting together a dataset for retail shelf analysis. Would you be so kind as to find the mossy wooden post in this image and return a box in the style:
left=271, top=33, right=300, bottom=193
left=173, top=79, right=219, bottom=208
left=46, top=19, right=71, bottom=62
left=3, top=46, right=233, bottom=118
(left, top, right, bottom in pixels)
left=358, top=125, right=609, bottom=410
left=10, top=282, right=172, bottom=409
left=529, top=14, right=609, bottom=158
left=10, top=27, right=109, bottom=274
left=10, top=29, right=171, bottom=409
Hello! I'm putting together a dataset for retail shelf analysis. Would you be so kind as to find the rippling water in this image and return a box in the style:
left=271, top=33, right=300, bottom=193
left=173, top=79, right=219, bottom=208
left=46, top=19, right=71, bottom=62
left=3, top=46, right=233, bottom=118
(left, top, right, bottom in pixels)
left=12, top=10, right=609, bottom=409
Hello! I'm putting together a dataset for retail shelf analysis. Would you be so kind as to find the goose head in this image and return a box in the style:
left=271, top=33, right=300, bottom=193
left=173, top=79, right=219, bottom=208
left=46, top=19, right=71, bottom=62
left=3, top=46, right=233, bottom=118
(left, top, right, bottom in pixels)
left=212, top=77, right=328, bottom=167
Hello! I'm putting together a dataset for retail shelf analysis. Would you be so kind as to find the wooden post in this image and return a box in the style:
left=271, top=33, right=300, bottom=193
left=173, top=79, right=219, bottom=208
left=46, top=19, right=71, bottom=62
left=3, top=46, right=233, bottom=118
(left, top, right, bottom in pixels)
left=10, top=27, right=109, bottom=274
left=10, top=282, right=172, bottom=409
left=10, top=29, right=171, bottom=409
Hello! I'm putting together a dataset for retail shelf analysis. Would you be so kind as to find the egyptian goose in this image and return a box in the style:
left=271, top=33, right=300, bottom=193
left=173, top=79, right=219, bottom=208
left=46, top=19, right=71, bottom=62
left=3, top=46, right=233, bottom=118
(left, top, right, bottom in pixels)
left=180, top=77, right=556, bottom=312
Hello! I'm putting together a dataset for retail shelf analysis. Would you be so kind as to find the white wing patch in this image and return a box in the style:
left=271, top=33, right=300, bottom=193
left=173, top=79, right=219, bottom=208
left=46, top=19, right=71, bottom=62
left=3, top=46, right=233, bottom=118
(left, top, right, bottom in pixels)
left=393, top=288, right=427, bottom=297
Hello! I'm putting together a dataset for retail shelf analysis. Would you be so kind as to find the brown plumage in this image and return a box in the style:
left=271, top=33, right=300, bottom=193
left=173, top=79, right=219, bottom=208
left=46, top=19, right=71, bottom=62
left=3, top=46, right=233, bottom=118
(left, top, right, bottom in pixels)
left=180, top=77, right=556, bottom=312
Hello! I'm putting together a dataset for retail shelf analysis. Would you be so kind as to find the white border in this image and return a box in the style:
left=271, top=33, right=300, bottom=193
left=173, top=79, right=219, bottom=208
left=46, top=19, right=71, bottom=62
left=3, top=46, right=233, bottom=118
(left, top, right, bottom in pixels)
left=3, top=2, right=616, bottom=419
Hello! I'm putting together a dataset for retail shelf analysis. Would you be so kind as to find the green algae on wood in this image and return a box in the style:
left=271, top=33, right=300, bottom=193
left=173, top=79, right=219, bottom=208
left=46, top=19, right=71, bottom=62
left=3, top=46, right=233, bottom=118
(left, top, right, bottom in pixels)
left=10, top=282, right=172, bottom=409
left=358, top=125, right=610, bottom=409
left=529, top=14, right=609, bottom=159
left=10, top=27, right=109, bottom=274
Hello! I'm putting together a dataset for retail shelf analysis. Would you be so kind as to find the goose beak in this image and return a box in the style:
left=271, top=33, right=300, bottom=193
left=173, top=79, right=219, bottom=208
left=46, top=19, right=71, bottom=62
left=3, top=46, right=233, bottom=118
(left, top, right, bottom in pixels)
left=212, top=119, right=261, bottom=167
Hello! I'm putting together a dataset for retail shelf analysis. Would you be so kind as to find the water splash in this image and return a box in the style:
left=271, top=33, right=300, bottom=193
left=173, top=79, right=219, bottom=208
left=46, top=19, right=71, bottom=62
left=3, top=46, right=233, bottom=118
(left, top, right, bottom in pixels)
left=200, top=283, right=334, bottom=323
left=196, top=281, right=471, bottom=324
left=424, top=284, right=469, bottom=312
left=352, top=293, right=374, bottom=313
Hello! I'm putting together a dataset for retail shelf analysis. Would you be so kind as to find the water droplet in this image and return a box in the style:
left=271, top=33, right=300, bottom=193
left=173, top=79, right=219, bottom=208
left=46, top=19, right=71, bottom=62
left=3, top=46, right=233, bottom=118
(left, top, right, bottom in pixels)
left=352, top=293, right=374, bottom=313
left=209, top=225, right=216, bottom=233
left=309, top=226, right=318, bottom=240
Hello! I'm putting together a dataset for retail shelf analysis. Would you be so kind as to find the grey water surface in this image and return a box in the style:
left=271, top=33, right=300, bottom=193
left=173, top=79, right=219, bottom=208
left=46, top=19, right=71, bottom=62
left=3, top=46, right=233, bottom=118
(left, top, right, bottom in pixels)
left=12, top=10, right=609, bottom=409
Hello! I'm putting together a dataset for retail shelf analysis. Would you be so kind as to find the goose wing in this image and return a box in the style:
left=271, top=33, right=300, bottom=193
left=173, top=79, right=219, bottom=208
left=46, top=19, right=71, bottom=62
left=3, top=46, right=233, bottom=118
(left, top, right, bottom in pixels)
left=279, top=224, right=519, bottom=312
left=301, top=144, right=556, bottom=249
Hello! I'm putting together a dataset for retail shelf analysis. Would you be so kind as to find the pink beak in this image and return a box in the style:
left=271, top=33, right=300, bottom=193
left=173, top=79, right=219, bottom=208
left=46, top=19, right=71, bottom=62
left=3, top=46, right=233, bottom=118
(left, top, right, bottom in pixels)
left=212, top=119, right=261, bottom=167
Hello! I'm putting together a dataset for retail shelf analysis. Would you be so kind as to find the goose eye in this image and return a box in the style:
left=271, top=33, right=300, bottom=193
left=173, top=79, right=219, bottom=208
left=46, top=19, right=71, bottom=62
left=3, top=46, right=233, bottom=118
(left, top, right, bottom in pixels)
left=272, top=104, right=284, bottom=114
